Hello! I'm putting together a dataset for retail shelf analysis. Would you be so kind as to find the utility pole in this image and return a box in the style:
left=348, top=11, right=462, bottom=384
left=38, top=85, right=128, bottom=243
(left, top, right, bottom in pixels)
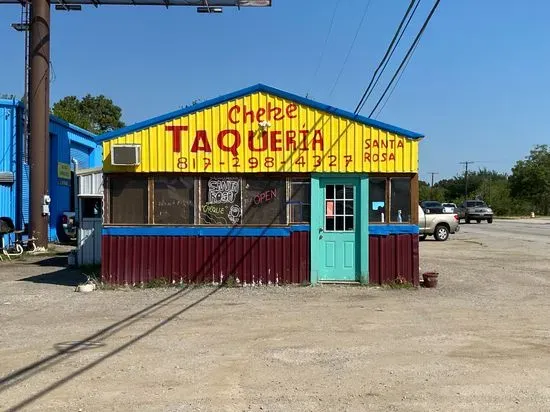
left=428, top=172, right=438, bottom=197
left=459, top=161, right=475, bottom=198
left=29, top=0, right=50, bottom=248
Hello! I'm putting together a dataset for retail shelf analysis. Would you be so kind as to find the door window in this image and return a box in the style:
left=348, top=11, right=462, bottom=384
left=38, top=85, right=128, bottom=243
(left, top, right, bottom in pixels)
left=325, top=184, right=354, bottom=232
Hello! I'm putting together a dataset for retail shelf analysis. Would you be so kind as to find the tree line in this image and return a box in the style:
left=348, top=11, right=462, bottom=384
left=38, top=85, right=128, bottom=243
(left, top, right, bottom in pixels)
left=420, top=145, right=550, bottom=216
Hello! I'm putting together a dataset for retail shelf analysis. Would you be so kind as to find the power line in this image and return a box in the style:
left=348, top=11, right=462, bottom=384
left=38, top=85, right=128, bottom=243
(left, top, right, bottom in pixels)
left=327, top=0, right=373, bottom=98
left=306, top=0, right=342, bottom=98
left=368, top=0, right=442, bottom=118
left=357, top=0, right=422, bottom=116
left=354, top=0, right=417, bottom=115
left=372, top=39, right=419, bottom=118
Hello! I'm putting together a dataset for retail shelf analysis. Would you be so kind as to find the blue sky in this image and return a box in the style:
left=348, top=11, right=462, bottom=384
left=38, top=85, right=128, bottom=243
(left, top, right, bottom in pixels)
left=1, top=0, right=549, bottom=182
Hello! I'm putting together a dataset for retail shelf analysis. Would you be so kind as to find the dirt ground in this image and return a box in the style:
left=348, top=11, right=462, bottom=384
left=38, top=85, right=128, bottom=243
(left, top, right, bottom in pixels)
left=1, top=220, right=550, bottom=411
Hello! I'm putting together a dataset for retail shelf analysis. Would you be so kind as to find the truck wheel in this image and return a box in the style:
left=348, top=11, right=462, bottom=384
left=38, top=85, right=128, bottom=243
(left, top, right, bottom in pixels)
left=434, top=224, right=449, bottom=241
left=488, top=218, right=493, bottom=224
left=419, top=234, right=427, bottom=241
left=476, top=219, right=481, bottom=223
left=465, top=217, right=471, bottom=224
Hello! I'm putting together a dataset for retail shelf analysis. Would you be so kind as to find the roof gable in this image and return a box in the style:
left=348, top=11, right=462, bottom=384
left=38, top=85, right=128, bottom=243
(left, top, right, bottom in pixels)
left=96, top=83, right=423, bottom=142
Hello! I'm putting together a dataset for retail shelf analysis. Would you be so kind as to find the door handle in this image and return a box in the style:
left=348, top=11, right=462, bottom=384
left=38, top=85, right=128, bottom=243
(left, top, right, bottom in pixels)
left=318, top=227, right=323, bottom=233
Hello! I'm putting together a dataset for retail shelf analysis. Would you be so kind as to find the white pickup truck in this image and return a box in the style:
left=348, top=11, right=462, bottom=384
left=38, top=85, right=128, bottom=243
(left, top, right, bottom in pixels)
left=418, top=205, right=460, bottom=241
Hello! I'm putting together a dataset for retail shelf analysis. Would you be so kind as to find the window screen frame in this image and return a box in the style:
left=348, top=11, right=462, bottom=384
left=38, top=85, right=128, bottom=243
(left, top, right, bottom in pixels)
left=104, top=173, right=312, bottom=227
left=368, top=173, right=418, bottom=225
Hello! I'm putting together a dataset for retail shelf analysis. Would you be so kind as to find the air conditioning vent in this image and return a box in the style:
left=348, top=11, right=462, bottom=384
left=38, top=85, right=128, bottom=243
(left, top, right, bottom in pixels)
left=0, top=172, right=14, bottom=184
left=111, top=145, right=141, bottom=166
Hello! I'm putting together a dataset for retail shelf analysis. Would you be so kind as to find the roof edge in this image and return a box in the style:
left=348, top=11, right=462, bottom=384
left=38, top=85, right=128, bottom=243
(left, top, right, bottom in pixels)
left=96, top=83, right=424, bottom=142
left=1, top=99, right=97, bottom=139
left=49, top=114, right=97, bottom=139
left=0, top=98, right=24, bottom=107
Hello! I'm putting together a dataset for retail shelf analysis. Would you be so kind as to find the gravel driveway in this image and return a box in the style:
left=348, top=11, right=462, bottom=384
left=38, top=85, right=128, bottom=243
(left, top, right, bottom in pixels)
left=1, top=220, right=550, bottom=411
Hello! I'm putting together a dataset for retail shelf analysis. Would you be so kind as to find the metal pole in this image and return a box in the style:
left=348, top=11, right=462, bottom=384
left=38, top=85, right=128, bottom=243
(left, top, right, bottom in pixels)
left=460, top=161, right=474, bottom=199
left=29, top=0, right=50, bottom=248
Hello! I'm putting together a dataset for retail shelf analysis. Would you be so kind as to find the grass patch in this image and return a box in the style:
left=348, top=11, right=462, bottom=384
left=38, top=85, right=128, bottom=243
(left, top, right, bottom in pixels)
left=384, top=276, right=416, bottom=289
left=144, top=277, right=171, bottom=288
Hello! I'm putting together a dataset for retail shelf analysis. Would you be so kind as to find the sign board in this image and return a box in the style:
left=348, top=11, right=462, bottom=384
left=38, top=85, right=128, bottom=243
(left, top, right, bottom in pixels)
left=58, top=162, right=72, bottom=180
left=102, top=88, right=420, bottom=174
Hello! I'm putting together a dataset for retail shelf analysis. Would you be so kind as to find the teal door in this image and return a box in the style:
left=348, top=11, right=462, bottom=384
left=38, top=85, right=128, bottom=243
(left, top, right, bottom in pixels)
left=317, top=178, right=358, bottom=281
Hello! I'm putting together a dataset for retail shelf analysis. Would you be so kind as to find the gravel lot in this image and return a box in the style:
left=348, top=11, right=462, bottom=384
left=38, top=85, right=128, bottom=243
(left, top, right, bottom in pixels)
left=1, top=220, right=550, bottom=411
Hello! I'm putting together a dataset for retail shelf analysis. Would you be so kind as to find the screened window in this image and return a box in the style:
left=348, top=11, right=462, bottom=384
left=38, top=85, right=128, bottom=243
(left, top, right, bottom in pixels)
left=154, top=176, right=195, bottom=224
left=110, top=176, right=148, bottom=224
left=369, top=178, right=386, bottom=223
left=200, top=176, right=241, bottom=225
left=289, top=179, right=311, bottom=223
left=390, top=178, right=411, bottom=223
left=242, top=177, right=287, bottom=225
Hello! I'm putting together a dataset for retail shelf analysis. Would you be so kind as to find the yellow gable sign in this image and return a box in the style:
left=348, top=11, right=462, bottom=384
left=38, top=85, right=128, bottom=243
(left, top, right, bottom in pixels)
left=101, top=86, right=422, bottom=174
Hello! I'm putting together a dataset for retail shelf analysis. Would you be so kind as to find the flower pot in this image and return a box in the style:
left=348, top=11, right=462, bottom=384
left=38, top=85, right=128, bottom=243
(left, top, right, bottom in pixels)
left=422, top=272, right=439, bottom=288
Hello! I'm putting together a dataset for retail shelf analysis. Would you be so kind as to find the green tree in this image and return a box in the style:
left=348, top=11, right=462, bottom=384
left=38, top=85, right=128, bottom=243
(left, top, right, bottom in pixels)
left=52, top=94, right=125, bottom=135
left=509, top=145, right=550, bottom=215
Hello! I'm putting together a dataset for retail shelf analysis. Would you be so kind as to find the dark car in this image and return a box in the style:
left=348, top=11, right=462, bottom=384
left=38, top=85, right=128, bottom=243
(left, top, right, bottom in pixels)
left=457, top=200, right=494, bottom=224
left=420, top=200, right=444, bottom=214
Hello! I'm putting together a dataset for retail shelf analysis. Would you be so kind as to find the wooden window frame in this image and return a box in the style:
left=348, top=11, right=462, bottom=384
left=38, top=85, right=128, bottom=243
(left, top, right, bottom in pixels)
left=368, top=173, right=418, bottom=225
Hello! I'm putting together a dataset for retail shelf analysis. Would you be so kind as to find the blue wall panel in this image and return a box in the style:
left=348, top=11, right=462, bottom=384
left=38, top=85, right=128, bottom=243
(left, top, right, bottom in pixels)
left=70, top=143, right=91, bottom=169
left=1, top=99, right=102, bottom=243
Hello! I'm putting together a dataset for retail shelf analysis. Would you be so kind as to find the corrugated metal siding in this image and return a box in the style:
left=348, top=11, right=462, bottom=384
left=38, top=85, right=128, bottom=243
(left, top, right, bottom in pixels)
left=70, top=143, right=91, bottom=169
left=78, top=170, right=103, bottom=196
left=78, top=218, right=102, bottom=265
left=48, top=119, right=99, bottom=241
left=101, top=231, right=310, bottom=285
left=369, top=234, right=419, bottom=286
left=103, top=90, right=419, bottom=174
left=21, top=162, right=30, bottom=227
left=0, top=103, right=17, bottom=226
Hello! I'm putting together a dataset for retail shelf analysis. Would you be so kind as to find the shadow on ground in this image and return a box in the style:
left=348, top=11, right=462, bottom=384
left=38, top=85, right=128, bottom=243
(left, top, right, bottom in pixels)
left=15, top=253, right=86, bottom=287
left=18, top=267, right=87, bottom=287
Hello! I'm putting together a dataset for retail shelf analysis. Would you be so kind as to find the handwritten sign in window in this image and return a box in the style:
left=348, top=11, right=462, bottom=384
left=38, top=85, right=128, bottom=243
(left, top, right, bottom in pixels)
left=154, top=177, right=195, bottom=224
left=200, top=177, right=242, bottom=225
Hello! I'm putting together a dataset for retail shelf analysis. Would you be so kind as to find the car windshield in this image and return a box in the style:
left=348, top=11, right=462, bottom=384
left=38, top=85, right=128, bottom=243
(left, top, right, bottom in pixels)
left=423, top=201, right=441, bottom=207
left=442, top=203, right=454, bottom=207
left=466, top=201, right=486, bottom=207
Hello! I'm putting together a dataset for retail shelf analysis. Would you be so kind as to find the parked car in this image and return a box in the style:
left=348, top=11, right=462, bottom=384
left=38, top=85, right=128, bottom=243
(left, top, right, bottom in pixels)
left=418, top=205, right=460, bottom=241
left=442, top=202, right=457, bottom=213
left=62, top=211, right=76, bottom=239
left=457, top=200, right=494, bottom=224
left=420, top=200, right=444, bottom=214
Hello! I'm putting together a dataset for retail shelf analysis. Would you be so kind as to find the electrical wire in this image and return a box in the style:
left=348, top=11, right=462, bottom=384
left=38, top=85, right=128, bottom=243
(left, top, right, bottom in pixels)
left=355, top=0, right=421, bottom=115
left=373, top=40, right=419, bottom=118
left=354, top=0, right=417, bottom=115
left=327, top=0, right=373, bottom=98
left=368, top=0, right=442, bottom=117
left=306, top=0, right=342, bottom=98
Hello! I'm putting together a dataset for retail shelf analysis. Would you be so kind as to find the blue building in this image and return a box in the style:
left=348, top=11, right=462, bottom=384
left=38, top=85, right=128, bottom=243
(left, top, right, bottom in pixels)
left=0, top=99, right=102, bottom=242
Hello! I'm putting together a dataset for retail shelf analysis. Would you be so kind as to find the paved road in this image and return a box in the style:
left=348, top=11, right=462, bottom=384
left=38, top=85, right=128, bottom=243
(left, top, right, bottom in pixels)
left=456, top=219, right=550, bottom=243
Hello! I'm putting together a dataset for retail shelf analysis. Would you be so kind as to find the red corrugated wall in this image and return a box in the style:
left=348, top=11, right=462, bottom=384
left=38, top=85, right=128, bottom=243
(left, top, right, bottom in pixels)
left=369, top=234, right=419, bottom=286
left=101, top=232, right=310, bottom=285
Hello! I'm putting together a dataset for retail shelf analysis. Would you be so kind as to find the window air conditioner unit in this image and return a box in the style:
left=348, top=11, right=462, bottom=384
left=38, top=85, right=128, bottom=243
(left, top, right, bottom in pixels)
left=111, top=144, right=141, bottom=166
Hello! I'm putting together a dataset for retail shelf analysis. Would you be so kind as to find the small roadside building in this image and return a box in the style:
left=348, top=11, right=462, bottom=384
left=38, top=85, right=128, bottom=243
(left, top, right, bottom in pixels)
left=97, top=84, right=424, bottom=286
left=0, top=99, right=102, bottom=242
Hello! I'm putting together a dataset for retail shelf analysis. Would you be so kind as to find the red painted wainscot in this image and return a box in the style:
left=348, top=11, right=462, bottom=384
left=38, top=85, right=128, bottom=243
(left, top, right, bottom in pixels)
left=369, top=234, right=419, bottom=286
left=101, top=231, right=310, bottom=286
